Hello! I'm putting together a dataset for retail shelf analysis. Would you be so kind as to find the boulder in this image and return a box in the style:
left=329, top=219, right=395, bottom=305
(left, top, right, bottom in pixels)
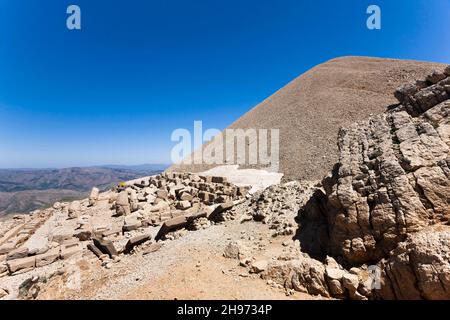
left=342, top=273, right=359, bottom=293
left=87, top=243, right=104, bottom=258
left=50, top=226, right=74, bottom=244
left=186, top=211, right=207, bottom=222
left=327, top=278, right=345, bottom=297
left=0, top=262, right=8, bottom=276
left=0, top=287, right=8, bottom=299
left=142, top=242, right=163, bottom=255
left=149, top=201, right=170, bottom=213
left=129, top=189, right=139, bottom=212
left=74, top=227, right=92, bottom=241
left=376, top=228, right=450, bottom=300
left=176, top=200, right=192, bottom=210
left=426, top=71, right=446, bottom=84
left=115, top=191, right=131, bottom=216
left=211, top=176, right=227, bottom=184
left=325, top=267, right=345, bottom=280
left=146, top=194, right=156, bottom=203
left=262, top=258, right=330, bottom=298
left=89, top=187, right=100, bottom=206
left=251, top=260, right=268, bottom=273
left=198, top=191, right=215, bottom=204
left=156, top=189, right=169, bottom=200
left=68, top=201, right=81, bottom=219
left=237, top=186, right=250, bottom=197
left=92, top=237, right=118, bottom=257
left=179, top=192, right=193, bottom=202
left=223, top=241, right=248, bottom=260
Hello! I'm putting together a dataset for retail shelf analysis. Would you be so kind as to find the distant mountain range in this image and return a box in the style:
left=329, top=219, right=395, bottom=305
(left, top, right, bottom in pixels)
left=0, top=164, right=168, bottom=215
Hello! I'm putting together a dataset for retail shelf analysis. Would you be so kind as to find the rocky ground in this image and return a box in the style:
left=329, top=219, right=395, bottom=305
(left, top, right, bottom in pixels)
left=1, top=66, right=450, bottom=300
left=0, top=174, right=318, bottom=300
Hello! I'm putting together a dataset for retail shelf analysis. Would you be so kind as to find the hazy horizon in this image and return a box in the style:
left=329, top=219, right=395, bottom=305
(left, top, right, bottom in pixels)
left=0, top=163, right=170, bottom=170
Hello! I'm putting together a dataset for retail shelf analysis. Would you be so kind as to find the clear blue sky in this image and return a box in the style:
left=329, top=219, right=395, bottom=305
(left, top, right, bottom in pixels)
left=0, top=0, right=449, bottom=168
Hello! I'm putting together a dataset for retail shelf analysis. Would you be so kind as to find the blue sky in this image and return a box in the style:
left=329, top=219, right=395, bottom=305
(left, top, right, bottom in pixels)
left=0, top=0, right=449, bottom=168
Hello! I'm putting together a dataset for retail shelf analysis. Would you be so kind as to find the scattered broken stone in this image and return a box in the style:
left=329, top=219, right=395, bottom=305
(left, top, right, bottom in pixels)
left=142, top=242, right=163, bottom=255
left=208, top=201, right=234, bottom=221
left=155, top=215, right=188, bottom=240
left=251, top=260, right=268, bottom=273
left=123, top=215, right=142, bottom=232
left=92, top=237, right=118, bottom=258
left=7, top=256, right=35, bottom=274
left=60, top=243, right=82, bottom=260
left=35, top=248, right=60, bottom=267
left=87, top=243, right=103, bottom=258
left=6, top=247, right=29, bottom=261
left=124, top=234, right=152, bottom=253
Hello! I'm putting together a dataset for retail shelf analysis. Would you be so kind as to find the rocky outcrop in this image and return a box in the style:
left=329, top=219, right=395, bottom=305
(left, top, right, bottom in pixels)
left=292, top=67, right=450, bottom=299
left=245, top=181, right=318, bottom=237
left=375, top=227, right=450, bottom=300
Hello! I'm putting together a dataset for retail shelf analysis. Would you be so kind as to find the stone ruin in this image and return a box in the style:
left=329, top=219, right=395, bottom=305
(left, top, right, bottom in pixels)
left=0, top=172, right=250, bottom=283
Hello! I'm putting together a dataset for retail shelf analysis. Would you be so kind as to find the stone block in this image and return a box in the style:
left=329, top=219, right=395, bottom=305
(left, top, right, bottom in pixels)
left=208, top=201, right=234, bottom=221
left=155, top=216, right=188, bottom=240
left=60, top=243, right=83, bottom=260
left=36, top=248, right=60, bottom=267
left=7, top=256, right=35, bottom=274
left=92, top=237, right=118, bottom=257
left=124, top=234, right=152, bottom=253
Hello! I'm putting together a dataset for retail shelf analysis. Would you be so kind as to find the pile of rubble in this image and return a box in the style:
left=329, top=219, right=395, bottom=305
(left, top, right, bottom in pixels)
left=0, top=172, right=250, bottom=283
left=0, top=212, right=58, bottom=277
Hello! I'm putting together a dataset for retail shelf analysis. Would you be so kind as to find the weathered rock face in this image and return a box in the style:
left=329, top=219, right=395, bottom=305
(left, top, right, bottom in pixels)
left=262, top=256, right=330, bottom=298
left=375, top=228, right=450, bottom=300
left=275, top=67, right=450, bottom=300
left=245, top=181, right=317, bottom=237
left=298, top=67, right=450, bottom=266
